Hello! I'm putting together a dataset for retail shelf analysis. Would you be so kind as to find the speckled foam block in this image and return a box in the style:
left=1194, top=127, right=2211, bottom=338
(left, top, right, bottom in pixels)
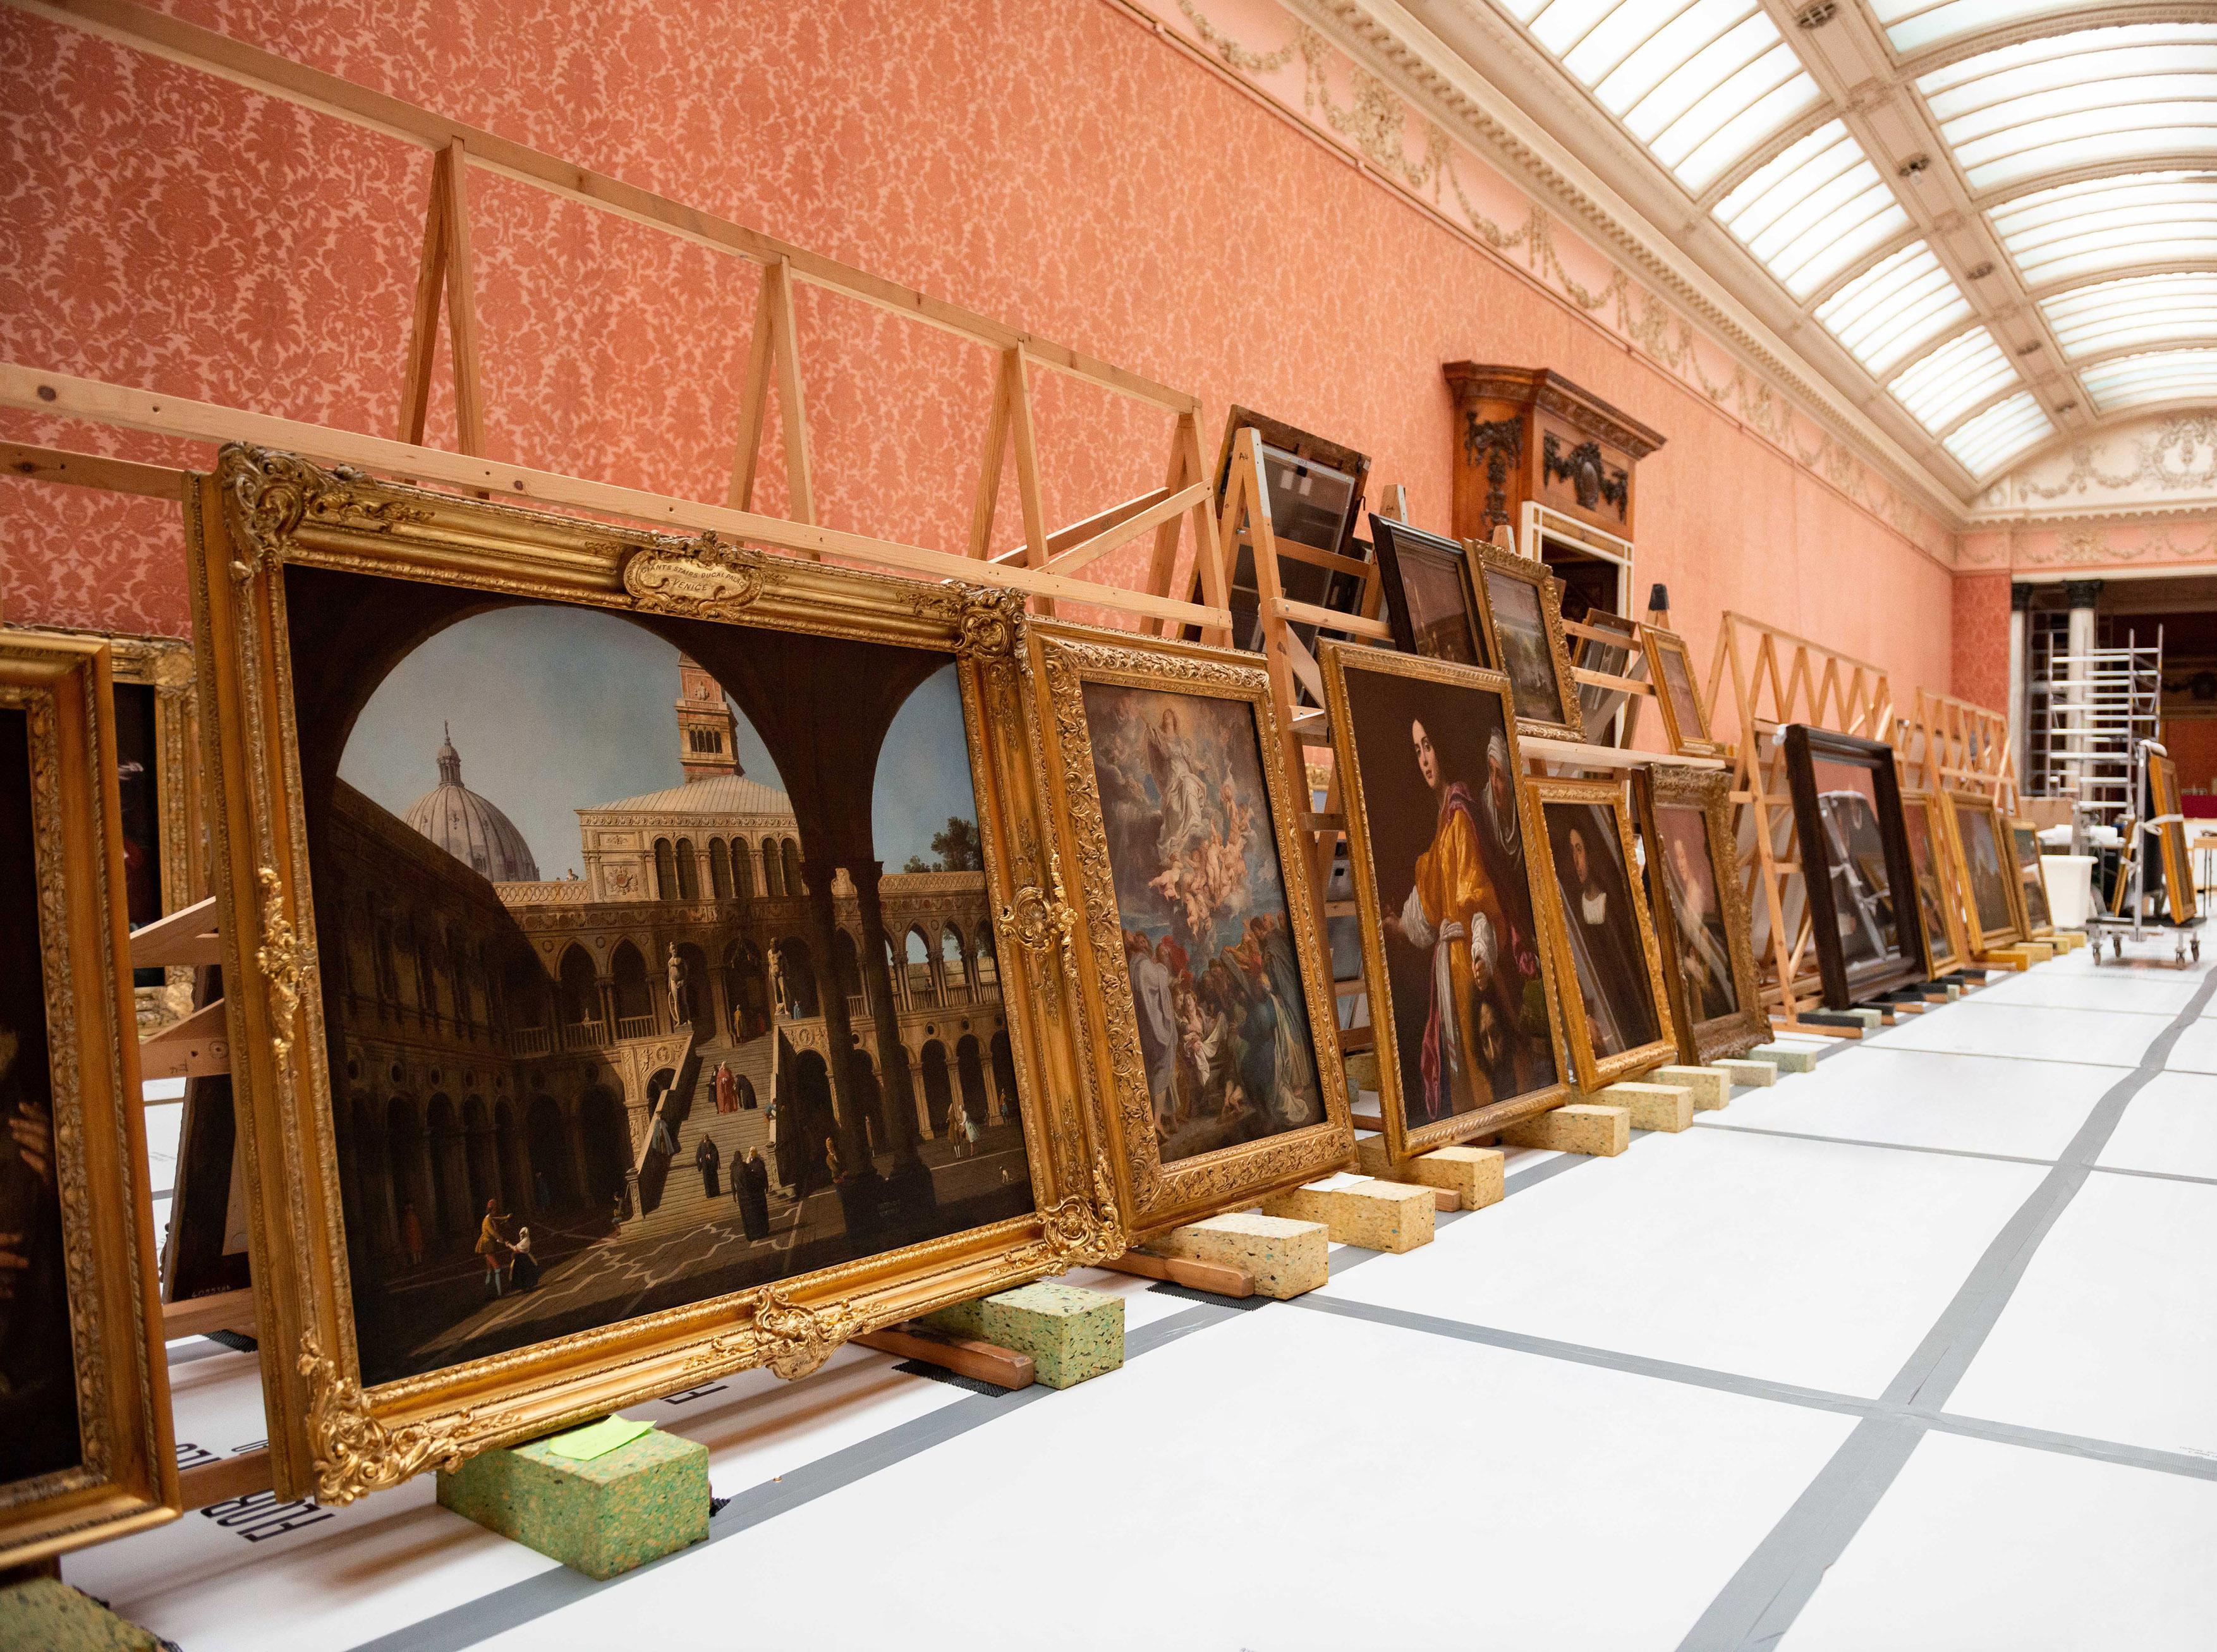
left=922, top=1280, right=1124, bottom=1388
left=437, top=1424, right=708, bottom=1579
left=1750, top=1043, right=1819, bottom=1073
left=1259, top=1178, right=1436, bottom=1252
left=0, top=1581, right=164, bottom=1651
left=1402, top=1144, right=1505, bottom=1210
left=1589, top=1081, right=1694, bottom=1132
left=1155, top=1212, right=1328, bottom=1299
left=1500, top=1103, right=1629, bottom=1157
left=1711, top=1057, right=1777, bottom=1088
left=1354, top=1133, right=1395, bottom=1177
left=1654, top=1065, right=1729, bottom=1110
left=1838, top=1007, right=1884, bottom=1029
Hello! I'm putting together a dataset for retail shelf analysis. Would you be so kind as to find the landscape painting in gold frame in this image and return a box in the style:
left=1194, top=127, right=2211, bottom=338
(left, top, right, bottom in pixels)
left=1639, top=624, right=1723, bottom=759
left=1525, top=777, right=1676, bottom=1090
left=0, top=631, right=177, bottom=1566
left=1939, top=789, right=2022, bottom=958
left=1633, top=766, right=1767, bottom=1065
left=187, top=446, right=1123, bottom=1504
left=1028, top=621, right=1352, bottom=1238
left=1900, top=788, right=1967, bottom=977
left=1320, top=642, right=1567, bottom=1166
left=2008, top=820, right=2055, bottom=939
left=1467, top=542, right=1584, bottom=744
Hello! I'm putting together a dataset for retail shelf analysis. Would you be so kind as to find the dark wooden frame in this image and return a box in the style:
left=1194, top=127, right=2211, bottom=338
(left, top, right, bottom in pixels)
left=1371, top=516, right=1490, bottom=668
left=1633, top=765, right=1768, bottom=1064
left=1782, top=726, right=1928, bottom=1007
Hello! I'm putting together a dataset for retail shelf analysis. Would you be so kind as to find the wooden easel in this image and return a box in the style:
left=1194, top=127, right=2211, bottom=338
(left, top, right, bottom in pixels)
left=1703, top=613, right=1895, bottom=1033
left=1896, top=688, right=2017, bottom=815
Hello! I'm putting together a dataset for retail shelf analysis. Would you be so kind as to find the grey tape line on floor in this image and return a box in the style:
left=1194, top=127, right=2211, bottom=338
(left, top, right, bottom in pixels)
left=1675, top=964, right=2217, bottom=1652
left=341, top=1299, right=1243, bottom=1652
left=1694, top=1120, right=2217, bottom=1187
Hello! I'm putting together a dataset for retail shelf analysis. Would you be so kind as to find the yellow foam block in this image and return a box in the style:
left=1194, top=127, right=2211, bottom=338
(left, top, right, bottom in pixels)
left=1155, top=1212, right=1328, bottom=1299
left=1500, top=1103, right=1629, bottom=1157
left=1259, top=1177, right=1435, bottom=1253
left=1404, top=1144, right=1505, bottom=1211
left=1713, top=1057, right=1777, bottom=1088
left=1653, top=1065, right=1730, bottom=1110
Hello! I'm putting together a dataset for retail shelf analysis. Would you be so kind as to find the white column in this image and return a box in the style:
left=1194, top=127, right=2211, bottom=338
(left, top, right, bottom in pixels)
left=2063, top=580, right=2102, bottom=800
left=2008, top=582, right=2031, bottom=791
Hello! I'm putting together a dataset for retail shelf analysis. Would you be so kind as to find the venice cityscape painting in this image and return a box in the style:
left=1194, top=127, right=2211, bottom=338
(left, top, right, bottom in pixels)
left=1080, top=681, right=1325, bottom=1165
left=302, top=592, right=1034, bottom=1385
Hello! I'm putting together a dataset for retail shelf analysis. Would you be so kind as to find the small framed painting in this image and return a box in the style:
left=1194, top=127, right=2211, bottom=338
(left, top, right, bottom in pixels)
left=1640, top=624, right=1722, bottom=759
left=2147, top=751, right=2199, bottom=926
left=0, top=631, right=177, bottom=1566
left=1526, top=777, right=1675, bottom=1090
left=1469, top=542, right=1584, bottom=743
left=2008, top=820, right=2055, bottom=938
left=1941, top=789, right=2024, bottom=957
left=1320, top=642, right=1567, bottom=1164
left=1031, top=622, right=1353, bottom=1237
left=1782, top=727, right=1928, bottom=1006
left=1634, top=765, right=1768, bottom=1066
left=1371, top=517, right=1490, bottom=669
left=1900, top=788, right=1967, bottom=977
left=189, top=446, right=1124, bottom=1503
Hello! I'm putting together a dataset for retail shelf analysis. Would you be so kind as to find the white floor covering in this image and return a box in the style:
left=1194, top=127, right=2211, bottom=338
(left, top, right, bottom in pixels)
left=70, top=944, right=2217, bottom=1651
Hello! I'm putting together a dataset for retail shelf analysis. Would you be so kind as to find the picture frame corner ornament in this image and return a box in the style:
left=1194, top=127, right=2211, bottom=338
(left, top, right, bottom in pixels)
left=933, top=581, right=1028, bottom=660
left=217, top=444, right=430, bottom=580
left=299, top=1330, right=467, bottom=1505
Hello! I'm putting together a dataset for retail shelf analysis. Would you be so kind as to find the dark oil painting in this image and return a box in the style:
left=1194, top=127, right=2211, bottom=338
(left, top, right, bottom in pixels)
left=1902, top=801, right=1953, bottom=964
left=1810, top=757, right=1912, bottom=990
left=1653, top=800, right=1740, bottom=1024
left=1957, top=802, right=2016, bottom=937
left=1542, top=801, right=1660, bottom=1059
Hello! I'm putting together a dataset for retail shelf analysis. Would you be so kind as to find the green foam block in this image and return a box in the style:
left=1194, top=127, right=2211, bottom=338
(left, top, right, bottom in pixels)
left=0, top=1580, right=164, bottom=1651
left=437, top=1424, right=708, bottom=1579
left=921, top=1280, right=1124, bottom=1389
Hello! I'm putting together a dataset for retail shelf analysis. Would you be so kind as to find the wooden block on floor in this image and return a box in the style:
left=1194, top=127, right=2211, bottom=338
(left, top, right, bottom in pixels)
left=1259, top=1176, right=1436, bottom=1253
left=2053, top=932, right=2086, bottom=952
left=1979, top=949, right=2031, bottom=971
left=1500, top=1103, right=1629, bottom=1157
left=1153, top=1212, right=1327, bottom=1300
left=1584, top=1081, right=1694, bottom=1133
left=921, top=1280, right=1123, bottom=1388
left=1654, top=1064, right=1730, bottom=1110
left=1751, top=1043, right=1819, bottom=1073
left=1712, top=1057, right=1777, bottom=1088
left=1402, top=1144, right=1505, bottom=1212
left=437, top=1425, right=708, bottom=1579
left=0, top=1580, right=165, bottom=1650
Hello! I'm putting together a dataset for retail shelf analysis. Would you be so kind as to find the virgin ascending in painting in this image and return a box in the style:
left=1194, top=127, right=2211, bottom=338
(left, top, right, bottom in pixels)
left=1083, top=684, right=1324, bottom=1164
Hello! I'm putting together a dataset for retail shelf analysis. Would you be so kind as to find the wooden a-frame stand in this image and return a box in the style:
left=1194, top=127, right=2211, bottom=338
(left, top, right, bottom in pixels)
left=1895, top=688, right=2018, bottom=815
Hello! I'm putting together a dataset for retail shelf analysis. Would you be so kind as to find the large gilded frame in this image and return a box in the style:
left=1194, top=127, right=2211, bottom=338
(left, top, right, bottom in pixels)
left=186, top=446, right=1124, bottom=1504
left=1319, top=643, right=1567, bottom=1163
left=1634, top=765, right=1768, bottom=1066
left=12, top=626, right=203, bottom=1033
left=1465, top=541, right=1584, bottom=744
left=0, top=633, right=177, bottom=1565
left=1938, top=789, right=2024, bottom=958
left=1900, top=788, right=1968, bottom=977
left=1524, top=776, right=1677, bottom=1091
left=1026, top=621, right=1353, bottom=1237
left=2147, top=752, right=2199, bottom=926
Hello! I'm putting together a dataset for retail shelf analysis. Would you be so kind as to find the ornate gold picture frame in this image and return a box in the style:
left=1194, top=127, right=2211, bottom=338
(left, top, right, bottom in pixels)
left=1938, top=789, right=2023, bottom=958
left=2147, top=752, right=2199, bottom=926
left=186, top=446, right=1122, bottom=1504
left=1634, top=766, right=1767, bottom=1066
left=1639, top=624, right=1722, bottom=760
left=2008, top=820, right=2055, bottom=939
left=13, top=627, right=203, bottom=1033
left=1027, top=621, right=1352, bottom=1237
left=1900, top=788, right=1967, bottom=978
left=0, top=631, right=177, bottom=1565
left=1466, top=542, right=1584, bottom=744
left=1525, top=777, right=1677, bottom=1090
left=1320, top=642, right=1567, bottom=1164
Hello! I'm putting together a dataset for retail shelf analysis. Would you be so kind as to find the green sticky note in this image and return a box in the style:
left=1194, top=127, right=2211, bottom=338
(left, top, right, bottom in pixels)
left=543, top=1416, right=654, bottom=1462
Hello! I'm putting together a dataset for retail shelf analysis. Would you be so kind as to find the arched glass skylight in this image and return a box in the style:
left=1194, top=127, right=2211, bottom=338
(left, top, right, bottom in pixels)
left=1986, top=173, right=2217, bottom=291
left=2042, top=275, right=2217, bottom=361
left=1887, top=326, right=2018, bottom=431
left=1490, top=1, right=1820, bottom=191
left=1916, top=25, right=2217, bottom=195
left=1713, top=121, right=1909, bottom=298
left=1943, top=391, right=2054, bottom=478
left=2081, top=349, right=2217, bottom=415
left=1872, top=1, right=2097, bottom=59
left=1814, top=241, right=1972, bottom=376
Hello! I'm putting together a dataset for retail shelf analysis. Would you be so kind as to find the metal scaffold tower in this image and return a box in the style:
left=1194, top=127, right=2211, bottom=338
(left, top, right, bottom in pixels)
left=2032, top=624, right=2163, bottom=819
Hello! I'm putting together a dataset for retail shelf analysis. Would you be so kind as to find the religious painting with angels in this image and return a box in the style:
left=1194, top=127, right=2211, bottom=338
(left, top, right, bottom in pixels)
left=1033, top=623, right=1351, bottom=1237
left=1323, top=645, right=1567, bottom=1162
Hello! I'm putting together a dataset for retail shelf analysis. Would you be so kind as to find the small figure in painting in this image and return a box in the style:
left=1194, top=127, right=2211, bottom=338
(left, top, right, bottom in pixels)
left=714, top=1060, right=736, bottom=1115
left=735, top=1147, right=770, bottom=1240
left=507, top=1225, right=539, bottom=1291
left=665, top=944, right=690, bottom=1027
left=695, top=1132, right=721, bottom=1198
left=947, top=1095, right=971, bottom=1160
left=400, top=1200, right=425, bottom=1268
left=476, top=1200, right=512, bottom=1297
left=1126, top=930, right=1178, bottom=1128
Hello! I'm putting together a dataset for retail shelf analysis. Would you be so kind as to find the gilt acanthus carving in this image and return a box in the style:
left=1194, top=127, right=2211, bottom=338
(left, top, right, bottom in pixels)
left=683, top=1284, right=866, bottom=1382
left=217, top=445, right=430, bottom=580
left=256, top=865, right=305, bottom=1066
left=300, top=1332, right=477, bottom=1505
left=1007, top=1151, right=1126, bottom=1273
left=621, top=529, right=768, bottom=618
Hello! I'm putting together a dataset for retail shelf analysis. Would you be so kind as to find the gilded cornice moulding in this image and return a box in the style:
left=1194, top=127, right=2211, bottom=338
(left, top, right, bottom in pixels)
left=1136, top=0, right=1965, bottom=556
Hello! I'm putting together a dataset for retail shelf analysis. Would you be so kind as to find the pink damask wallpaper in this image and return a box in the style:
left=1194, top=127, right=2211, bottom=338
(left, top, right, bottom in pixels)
left=1, top=0, right=1956, bottom=703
